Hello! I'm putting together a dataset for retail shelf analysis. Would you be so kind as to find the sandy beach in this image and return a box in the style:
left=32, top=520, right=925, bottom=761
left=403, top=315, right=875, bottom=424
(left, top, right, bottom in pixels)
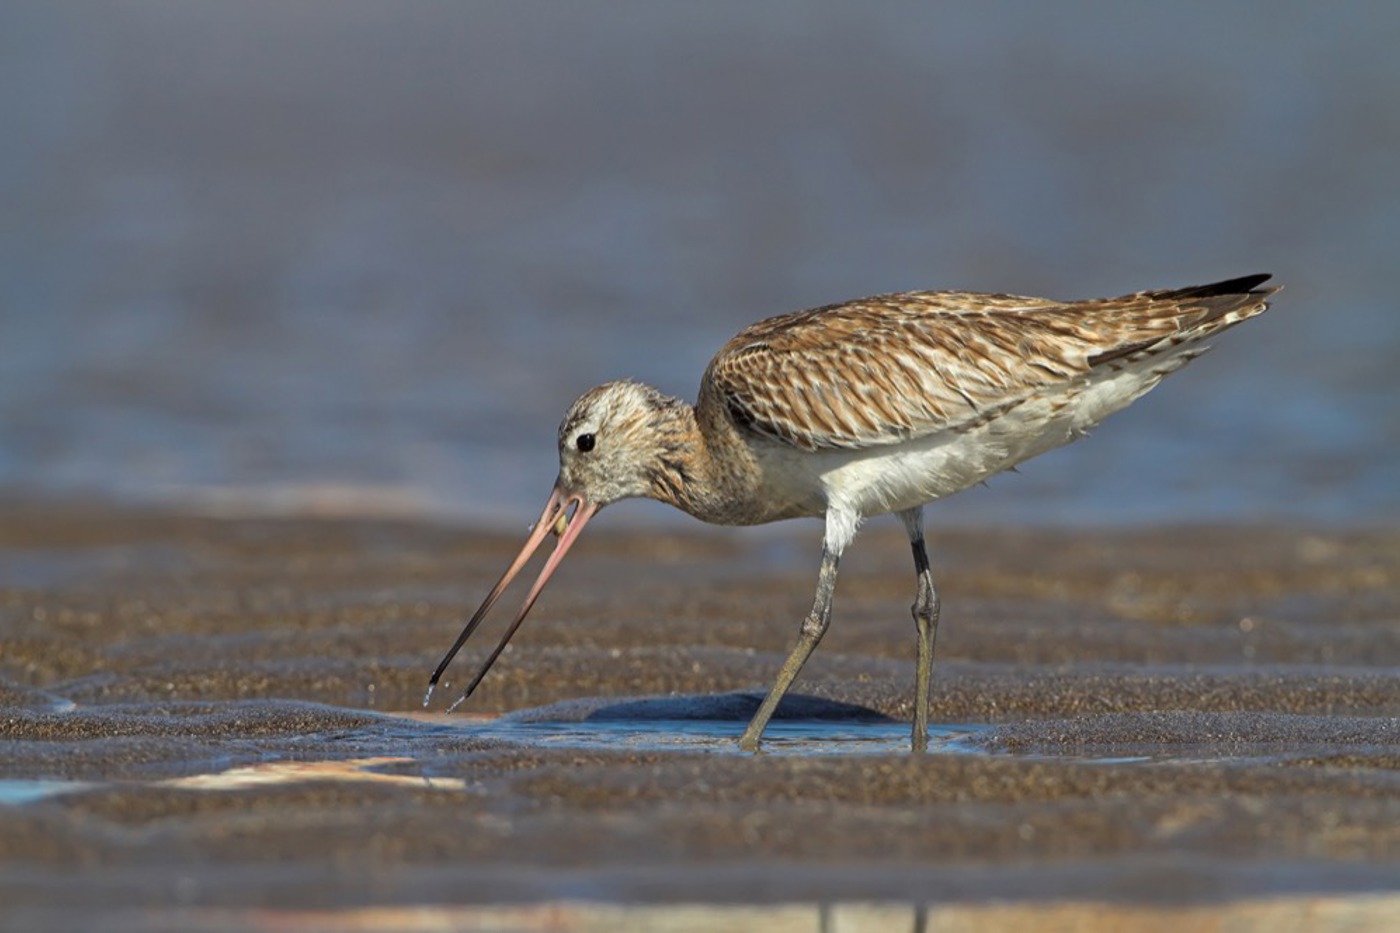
left=1, top=503, right=1397, bottom=930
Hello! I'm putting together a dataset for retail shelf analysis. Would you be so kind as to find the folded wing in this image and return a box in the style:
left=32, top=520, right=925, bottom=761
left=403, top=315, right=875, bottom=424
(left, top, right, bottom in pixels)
left=704, top=276, right=1275, bottom=452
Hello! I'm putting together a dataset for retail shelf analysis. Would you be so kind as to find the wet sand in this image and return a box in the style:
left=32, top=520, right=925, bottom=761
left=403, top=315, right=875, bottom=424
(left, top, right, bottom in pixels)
left=1, top=503, right=1398, bottom=930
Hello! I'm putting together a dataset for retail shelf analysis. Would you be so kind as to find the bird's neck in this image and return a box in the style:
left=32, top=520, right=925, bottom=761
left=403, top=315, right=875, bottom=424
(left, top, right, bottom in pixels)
left=640, top=387, right=770, bottom=526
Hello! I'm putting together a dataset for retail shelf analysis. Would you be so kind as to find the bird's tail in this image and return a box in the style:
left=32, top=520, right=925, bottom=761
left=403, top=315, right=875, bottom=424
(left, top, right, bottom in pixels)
left=1138, top=273, right=1279, bottom=334
left=1087, top=273, right=1278, bottom=366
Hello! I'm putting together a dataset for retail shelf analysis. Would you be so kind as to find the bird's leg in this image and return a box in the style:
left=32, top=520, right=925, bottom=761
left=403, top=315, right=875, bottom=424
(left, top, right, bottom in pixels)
left=738, top=542, right=840, bottom=753
left=900, top=508, right=940, bottom=753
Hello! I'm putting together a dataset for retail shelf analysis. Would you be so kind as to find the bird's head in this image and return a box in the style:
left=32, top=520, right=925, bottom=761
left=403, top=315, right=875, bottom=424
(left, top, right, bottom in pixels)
left=423, top=380, right=692, bottom=709
left=556, top=380, right=690, bottom=508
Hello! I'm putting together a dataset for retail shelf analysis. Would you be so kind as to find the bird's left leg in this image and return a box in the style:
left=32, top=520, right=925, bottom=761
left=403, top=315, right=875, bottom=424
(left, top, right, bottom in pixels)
left=900, top=507, right=940, bottom=752
left=738, top=540, right=840, bottom=753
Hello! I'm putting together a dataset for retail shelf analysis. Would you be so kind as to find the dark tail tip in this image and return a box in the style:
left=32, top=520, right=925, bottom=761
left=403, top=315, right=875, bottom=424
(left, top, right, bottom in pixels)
left=1175, top=273, right=1274, bottom=298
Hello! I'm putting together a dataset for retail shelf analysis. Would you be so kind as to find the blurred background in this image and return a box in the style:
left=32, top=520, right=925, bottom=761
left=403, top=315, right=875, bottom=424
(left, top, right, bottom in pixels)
left=2, top=1, right=1396, bottom=528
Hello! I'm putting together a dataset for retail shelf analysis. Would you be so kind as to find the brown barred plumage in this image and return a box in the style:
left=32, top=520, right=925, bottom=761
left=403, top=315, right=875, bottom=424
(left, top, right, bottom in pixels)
left=706, top=274, right=1276, bottom=452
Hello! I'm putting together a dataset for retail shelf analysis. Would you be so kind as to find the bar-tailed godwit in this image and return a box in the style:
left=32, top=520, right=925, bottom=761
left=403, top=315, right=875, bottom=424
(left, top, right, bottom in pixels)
left=427, top=274, right=1278, bottom=751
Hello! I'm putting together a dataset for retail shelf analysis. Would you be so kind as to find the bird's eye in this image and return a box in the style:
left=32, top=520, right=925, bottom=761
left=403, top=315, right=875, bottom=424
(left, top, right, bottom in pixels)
left=576, top=433, right=596, bottom=453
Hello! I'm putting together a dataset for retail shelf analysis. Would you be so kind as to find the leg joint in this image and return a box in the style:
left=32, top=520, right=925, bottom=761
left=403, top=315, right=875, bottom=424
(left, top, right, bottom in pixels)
left=800, top=611, right=828, bottom=640
left=911, top=577, right=940, bottom=628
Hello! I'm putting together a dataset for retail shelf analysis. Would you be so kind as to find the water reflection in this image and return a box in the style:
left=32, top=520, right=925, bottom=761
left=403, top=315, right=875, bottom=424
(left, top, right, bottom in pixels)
left=467, top=718, right=986, bottom=756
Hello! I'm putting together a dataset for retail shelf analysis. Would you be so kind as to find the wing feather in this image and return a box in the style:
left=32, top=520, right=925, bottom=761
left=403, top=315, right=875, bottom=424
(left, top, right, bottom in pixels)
left=702, top=280, right=1274, bottom=451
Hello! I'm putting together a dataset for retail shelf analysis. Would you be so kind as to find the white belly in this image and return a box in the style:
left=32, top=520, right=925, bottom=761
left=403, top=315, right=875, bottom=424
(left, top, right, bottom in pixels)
left=791, top=353, right=1191, bottom=523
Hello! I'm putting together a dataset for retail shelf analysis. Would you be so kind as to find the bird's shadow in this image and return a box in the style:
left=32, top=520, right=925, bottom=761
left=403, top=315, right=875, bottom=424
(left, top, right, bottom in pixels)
left=500, top=691, right=896, bottom=725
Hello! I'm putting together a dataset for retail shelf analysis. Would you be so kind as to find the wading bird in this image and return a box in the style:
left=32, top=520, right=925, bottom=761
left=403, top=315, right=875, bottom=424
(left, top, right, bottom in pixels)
left=426, top=274, right=1277, bottom=751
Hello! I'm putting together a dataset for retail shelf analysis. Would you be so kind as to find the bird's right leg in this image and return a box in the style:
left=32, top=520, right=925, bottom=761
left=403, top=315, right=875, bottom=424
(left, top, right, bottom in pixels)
left=900, top=507, right=940, bottom=753
left=738, top=541, right=840, bottom=752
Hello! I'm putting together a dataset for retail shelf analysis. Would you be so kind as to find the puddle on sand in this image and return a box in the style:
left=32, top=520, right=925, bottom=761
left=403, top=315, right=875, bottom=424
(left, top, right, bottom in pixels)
left=0, top=779, right=96, bottom=805
left=400, top=713, right=1208, bottom=763
left=413, top=714, right=990, bottom=756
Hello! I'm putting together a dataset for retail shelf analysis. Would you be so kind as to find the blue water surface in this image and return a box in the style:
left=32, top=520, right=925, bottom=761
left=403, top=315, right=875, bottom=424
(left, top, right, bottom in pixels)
left=1, top=3, right=1396, bottom=527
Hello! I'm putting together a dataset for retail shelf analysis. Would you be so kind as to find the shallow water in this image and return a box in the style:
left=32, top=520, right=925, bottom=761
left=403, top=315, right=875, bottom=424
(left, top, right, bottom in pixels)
left=0, top=708, right=1350, bottom=811
left=0, top=778, right=94, bottom=806
left=457, top=716, right=985, bottom=757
